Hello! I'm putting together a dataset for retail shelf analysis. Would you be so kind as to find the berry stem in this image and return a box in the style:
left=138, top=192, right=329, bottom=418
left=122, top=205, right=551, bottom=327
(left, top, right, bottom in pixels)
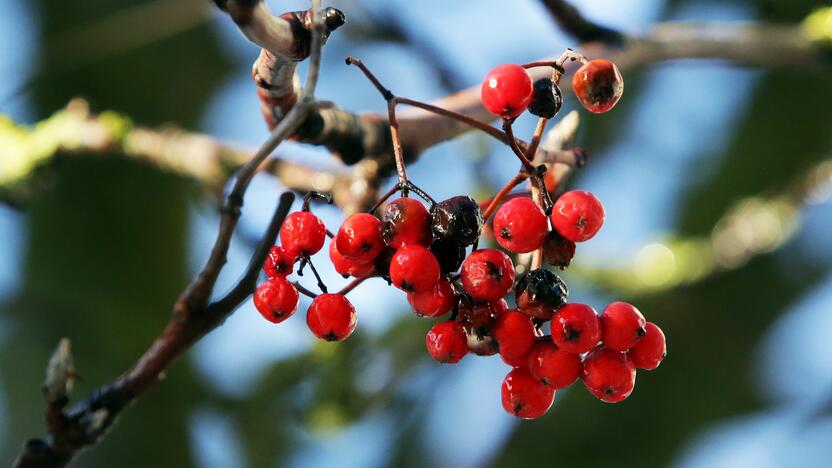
left=482, top=172, right=529, bottom=221
left=303, top=255, right=329, bottom=294
left=302, top=191, right=333, bottom=211
left=293, top=281, right=319, bottom=299
left=501, top=119, right=537, bottom=174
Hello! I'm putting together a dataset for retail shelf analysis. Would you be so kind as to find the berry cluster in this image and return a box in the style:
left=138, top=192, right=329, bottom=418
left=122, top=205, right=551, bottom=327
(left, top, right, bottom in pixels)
left=252, top=51, right=665, bottom=419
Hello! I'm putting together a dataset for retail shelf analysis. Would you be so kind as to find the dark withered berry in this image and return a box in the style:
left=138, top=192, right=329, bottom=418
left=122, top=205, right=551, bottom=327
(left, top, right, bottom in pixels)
left=542, top=230, right=576, bottom=269
left=373, top=246, right=395, bottom=282
left=431, top=196, right=484, bottom=247
left=459, top=298, right=505, bottom=356
left=429, top=238, right=467, bottom=274
left=515, top=268, right=569, bottom=320
left=528, top=78, right=563, bottom=119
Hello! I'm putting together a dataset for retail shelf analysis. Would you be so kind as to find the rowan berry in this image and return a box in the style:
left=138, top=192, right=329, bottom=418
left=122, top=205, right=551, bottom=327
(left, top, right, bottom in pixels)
left=551, top=303, right=601, bottom=355
left=581, top=348, right=636, bottom=403
left=551, top=190, right=605, bottom=242
left=601, top=302, right=646, bottom=352
left=263, top=245, right=293, bottom=278
left=628, top=322, right=665, bottom=370
left=431, top=196, right=484, bottom=247
left=515, top=268, right=569, bottom=320
left=253, top=277, right=299, bottom=324
left=407, top=277, right=456, bottom=318
left=389, top=245, right=440, bottom=293
left=329, top=241, right=374, bottom=278
left=528, top=341, right=582, bottom=389
left=492, top=310, right=537, bottom=361
left=501, top=367, right=555, bottom=419
left=461, top=249, right=515, bottom=302
left=493, top=197, right=549, bottom=254
left=425, top=321, right=468, bottom=364
left=429, top=238, right=466, bottom=274
left=481, top=64, right=533, bottom=118
left=572, top=59, right=624, bottom=114
left=528, top=77, right=563, bottom=119
left=381, top=197, right=431, bottom=249
left=542, top=230, right=576, bottom=269
left=306, top=293, right=357, bottom=342
left=280, top=211, right=327, bottom=258
left=336, top=213, right=384, bottom=262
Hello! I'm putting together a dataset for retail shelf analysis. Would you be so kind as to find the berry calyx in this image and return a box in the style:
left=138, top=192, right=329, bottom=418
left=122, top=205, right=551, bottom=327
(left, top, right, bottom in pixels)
left=329, top=241, right=374, bottom=278
left=481, top=64, right=533, bottom=118
left=581, top=348, right=636, bottom=403
left=306, top=293, right=357, bottom=342
left=280, top=211, right=327, bottom=258
left=407, top=277, right=456, bottom=318
left=551, top=190, right=605, bottom=242
left=501, top=367, right=555, bottom=419
left=572, top=59, right=624, bottom=114
left=528, top=341, right=582, bottom=389
left=629, top=322, right=666, bottom=370
left=263, top=245, right=294, bottom=278
left=492, top=310, right=537, bottom=361
left=389, top=244, right=440, bottom=293
left=336, top=213, right=384, bottom=262
left=253, top=277, right=299, bottom=324
left=493, top=197, right=549, bottom=254
left=542, top=230, right=576, bottom=269
left=381, top=197, right=431, bottom=249
left=431, top=196, right=484, bottom=247
left=425, top=321, right=468, bottom=364
left=528, top=77, right=563, bottom=119
left=551, top=303, right=601, bottom=354
left=515, top=268, right=569, bottom=320
left=600, top=302, right=647, bottom=352
left=461, top=249, right=515, bottom=302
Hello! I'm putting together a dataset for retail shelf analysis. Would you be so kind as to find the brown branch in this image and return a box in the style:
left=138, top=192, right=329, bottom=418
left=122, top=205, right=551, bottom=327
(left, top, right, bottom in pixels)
left=540, top=0, right=624, bottom=45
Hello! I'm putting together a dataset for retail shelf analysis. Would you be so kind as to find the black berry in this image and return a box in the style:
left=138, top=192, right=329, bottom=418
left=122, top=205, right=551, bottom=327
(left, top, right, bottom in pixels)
left=528, top=78, right=563, bottom=119
left=431, top=196, right=484, bottom=246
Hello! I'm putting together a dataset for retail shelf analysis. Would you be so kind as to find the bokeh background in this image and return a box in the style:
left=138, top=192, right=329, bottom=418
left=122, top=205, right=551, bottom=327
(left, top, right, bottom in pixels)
left=2, top=0, right=832, bottom=466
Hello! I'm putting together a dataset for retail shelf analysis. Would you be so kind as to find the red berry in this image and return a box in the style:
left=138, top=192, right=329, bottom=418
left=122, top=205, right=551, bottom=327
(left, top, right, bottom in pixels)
left=601, top=302, right=647, bottom=352
left=492, top=310, right=537, bottom=360
left=493, top=197, right=549, bottom=254
left=551, top=190, right=605, bottom=242
left=481, top=64, right=533, bottom=118
left=542, top=230, right=576, bottom=270
left=501, top=367, right=555, bottom=419
left=280, top=211, right=327, bottom=258
left=572, top=59, right=624, bottom=114
left=306, top=293, right=357, bottom=341
left=336, top=213, right=384, bottom=262
left=501, top=348, right=532, bottom=368
left=329, top=241, right=374, bottom=278
left=629, top=322, right=666, bottom=370
left=461, top=249, right=515, bottom=302
left=528, top=341, right=582, bottom=389
left=407, top=277, right=456, bottom=318
left=253, top=277, right=299, bottom=323
left=389, top=245, right=440, bottom=293
left=581, top=348, right=636, bottom=403
left=381, top=197, right=431, bottom=249
left=551, top=303, right=601, bottom=355
left=263, top=245, right=294, bottom=277
left=425, top=321, right=468, bottom=364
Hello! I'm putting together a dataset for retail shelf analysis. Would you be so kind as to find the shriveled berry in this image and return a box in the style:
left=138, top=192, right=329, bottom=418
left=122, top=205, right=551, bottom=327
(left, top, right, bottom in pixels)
left=601, top=302, right=647, bottom=352
left=253, top=277, right=299, bottom=324
left=572, top=59, right=623, bottom=114
left=629, top=322, right=666, bottom=370
left=373, top=246, right=395, bottom=280
left=329, top=241, right=374, bottom=278
left=515, top=268, right=569, bottom=320
left=336, top=213, right=384, bottom=262
left=481, top=64, right=533, bottom=118
left=425, top=321, right=468, bottom=364
left=492, top=310, right=537, bottom=360
left=306, top=293, right=357, bottom=342
left=407, top=277, right=456, bottom=318
left=389, top=245, right=440, bottom=293
left=581, top=348, right=636, bottom=403
left=460, top=300, right=504, bottom=356
left=431, top=196, right=484, bottom=247
left=528, top=78, right=563, bottom=119
left=542, top=230, right=576, bottom=269
left=280, top=211, right=327, bottom=258
left=429, top=238, right=466, bottom=274
left=551, top=303, right=601, bottom=355
left=501, top=367, right=555, bottom=419
left=381, top=197, right=431, bottom=249
left=493, top=197, right=549, bottom=254
left=551, top=190, right=605, bottom=242
left=461, top=249, right=515, bottom=302
left=263, top=245, right=293, bottom=278
left=528, top=341, right=582, bottom=389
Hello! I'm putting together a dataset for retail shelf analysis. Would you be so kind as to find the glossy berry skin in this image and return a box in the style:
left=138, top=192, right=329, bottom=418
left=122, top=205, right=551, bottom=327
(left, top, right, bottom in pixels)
left=581, top=348, right=636, bottom=403
left=381, top=197, right=431, bottom=249
left=601, top=302, right=647, bottom=352
left=501, top=348, right=532, bottom=368
left=329, top=241, right=374, bottom=278
left=253, top=277, right=299, bottom=324
left=425, top=321, right=468, bottom=364
left=528, top=341, right=582, bottom=389
left=501, top=367, right=555, bottom=419
left=492, top=310, right=537, bottom=360
left=407, top=277, right=456, bottom=318
left=528, top=78, right=563, bottom=119
left=389, top=245, right=440, bottom=293
left=551, top=190, right=605, bottom=243
left=461, top=249, right=515, bottom=302
left=629, top=322, right=666, bottom=370
left=572, top=59, right=623, bottom=114
left=306, top=294, right=357, bottom=342
left=542, top=230, right=576, bottom=270
left=280, top=211, right=327, bottom=258
left=493, top=197, right=549, bottom=253
left=551, top=303, right=601, bottom=355
left=481, top=64, right=533, bottom=118
left=429, top=238, right=466, bottom=274
left=336, top=213, right=384, bottom=262
left=263, top=245, right=294, bottom=278
left=460, top=300, right=505, bottom=356
left=431, top=196, right=484, bottom=247
left=515, top=268, right=569, bottom=320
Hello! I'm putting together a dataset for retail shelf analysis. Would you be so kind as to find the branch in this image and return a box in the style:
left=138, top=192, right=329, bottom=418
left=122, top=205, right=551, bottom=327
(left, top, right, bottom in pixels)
left=540, top=0, right=624, bottom=45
